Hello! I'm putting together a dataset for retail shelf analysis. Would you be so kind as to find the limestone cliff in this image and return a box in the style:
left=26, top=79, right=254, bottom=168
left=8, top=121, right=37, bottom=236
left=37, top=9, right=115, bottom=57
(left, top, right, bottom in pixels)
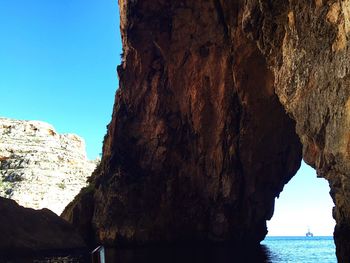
left=259, top=1, right=350, bottom=261
left=0, top=117, right=97, bottom=215
left=64, top=0, right=350, bottom=261
left=63, top=0, right=301, bottom=247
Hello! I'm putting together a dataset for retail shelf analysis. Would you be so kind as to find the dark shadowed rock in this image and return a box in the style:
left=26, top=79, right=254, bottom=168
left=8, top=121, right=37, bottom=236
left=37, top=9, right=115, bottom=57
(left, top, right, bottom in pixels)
left=248, top=2, right=350, bottom=261
left=63, top=0, right=301, bottom=249
left=64, top=0, right=350, bottom=261
left=0, top=197, right=85, bottom=254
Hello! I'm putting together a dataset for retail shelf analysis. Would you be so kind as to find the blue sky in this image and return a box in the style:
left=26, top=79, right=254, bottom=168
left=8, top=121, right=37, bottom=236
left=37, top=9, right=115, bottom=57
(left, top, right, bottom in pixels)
left=0, top=0, right=121, bottom=159
left=0, top=1, right=335, bottom=236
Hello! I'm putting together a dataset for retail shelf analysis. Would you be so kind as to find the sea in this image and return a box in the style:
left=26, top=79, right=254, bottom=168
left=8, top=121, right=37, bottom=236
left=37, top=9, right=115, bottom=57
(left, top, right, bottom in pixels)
left=1, top=236, right=336, bottom=263
left=262, top=236, right=336, bottom=263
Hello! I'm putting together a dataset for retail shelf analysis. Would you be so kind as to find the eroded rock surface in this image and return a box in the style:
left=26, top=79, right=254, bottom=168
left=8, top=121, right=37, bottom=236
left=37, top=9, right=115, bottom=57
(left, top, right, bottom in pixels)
left=64, top=0, right=350, bottom=261
left=0, top=197, right=85, bottom=253
left=63, top=0, right=301, bottom=248
left=260, top=1, right=350, bottom=261
left=0, top=117, right=97, bottom=214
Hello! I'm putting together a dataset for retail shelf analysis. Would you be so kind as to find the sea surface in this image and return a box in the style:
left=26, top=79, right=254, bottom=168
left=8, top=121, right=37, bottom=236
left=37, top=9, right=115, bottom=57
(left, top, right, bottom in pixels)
left=262, top=236, right=336, bottom=263
left=1, top=236, right=336, bottom=263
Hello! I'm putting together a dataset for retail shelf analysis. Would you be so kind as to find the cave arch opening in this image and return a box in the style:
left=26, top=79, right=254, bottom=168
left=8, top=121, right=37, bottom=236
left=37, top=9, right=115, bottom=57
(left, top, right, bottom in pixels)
left=261, top=160, right=336, bottom=259
left=267, top=161, right=335, bottom=236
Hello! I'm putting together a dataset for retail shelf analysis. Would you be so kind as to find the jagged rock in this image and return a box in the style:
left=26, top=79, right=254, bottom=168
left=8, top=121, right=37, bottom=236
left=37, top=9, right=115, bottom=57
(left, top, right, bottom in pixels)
left=259, top=2, right=350, bottom=261
left=64, top=0, right=350, bottom=261
left=0, top=197, right=85, bottom=253
left=0, top=117, right=97, bottom=215
left=63, top=0, right=301, bottom=248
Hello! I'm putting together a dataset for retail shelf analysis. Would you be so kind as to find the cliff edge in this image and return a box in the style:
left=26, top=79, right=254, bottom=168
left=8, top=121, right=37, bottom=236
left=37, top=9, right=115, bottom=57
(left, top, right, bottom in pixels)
left=0, top=117, right=97, bottom=215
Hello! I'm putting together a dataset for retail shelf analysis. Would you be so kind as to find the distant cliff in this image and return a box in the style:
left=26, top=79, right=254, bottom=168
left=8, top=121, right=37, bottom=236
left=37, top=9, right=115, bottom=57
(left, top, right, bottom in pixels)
left=0, top=117, right=97, bottom=214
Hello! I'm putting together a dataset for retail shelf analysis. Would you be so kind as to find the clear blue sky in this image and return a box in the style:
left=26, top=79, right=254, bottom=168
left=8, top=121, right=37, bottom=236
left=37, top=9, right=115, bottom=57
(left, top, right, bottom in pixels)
left=0, top=0, right=121, bottom=159
left=0, top=1, right=335, bottom=236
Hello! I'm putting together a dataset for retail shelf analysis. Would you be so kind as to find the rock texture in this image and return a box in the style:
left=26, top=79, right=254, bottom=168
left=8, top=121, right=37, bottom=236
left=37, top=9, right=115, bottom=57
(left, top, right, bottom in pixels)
left=0, top=197, right=85, bottom=254
left=0, top=117, right=97, bottom=215
left=64, top=0, right=350, bottom=261
left=63, top=0, right=301, bottom=248
left=262, top=1, right=350, bottom=261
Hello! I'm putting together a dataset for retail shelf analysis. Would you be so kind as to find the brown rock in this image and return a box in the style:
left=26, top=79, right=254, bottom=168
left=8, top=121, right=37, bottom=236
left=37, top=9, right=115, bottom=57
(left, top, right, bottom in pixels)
left=228, top=1, right=350, bottom=261
left=264, top=2, right=350, bottom=261
left=63, top=0, right=301, bottom=249
left=63, top=0, right=350, bottom=261
left=0, top=197, right=85, bottom=254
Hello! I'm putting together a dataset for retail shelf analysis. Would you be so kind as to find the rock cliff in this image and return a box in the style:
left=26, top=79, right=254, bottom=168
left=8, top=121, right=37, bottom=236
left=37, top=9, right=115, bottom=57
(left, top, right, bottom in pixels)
left=64, top=0, right=350, bottom=261
left=0, top=197, right=85, bottom=255
left=263, top=1, right=350, bottom=260
left=0, top=117, right=97, bottom=215
left=63, top=0, right=302, bottom=247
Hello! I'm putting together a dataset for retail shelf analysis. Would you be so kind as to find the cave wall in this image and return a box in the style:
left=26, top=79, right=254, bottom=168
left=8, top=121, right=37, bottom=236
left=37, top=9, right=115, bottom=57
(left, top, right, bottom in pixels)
left=61, top=0, right=350, bottom=262
left=63, top=0, right=301, bottom=248
left=236, top=0, right=350, bottom=260
left=261, top=1, right=350, bottom=260
left=64, top=0, right=350, bottom=261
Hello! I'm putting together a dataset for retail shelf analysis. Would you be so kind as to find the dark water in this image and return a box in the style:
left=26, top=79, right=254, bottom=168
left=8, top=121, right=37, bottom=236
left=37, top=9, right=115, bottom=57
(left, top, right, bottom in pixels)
left=103, top=245, right=268, bottom=263
left=1, top=236, right=336, bottom=262
left=103, top=237, right=336, bottom=263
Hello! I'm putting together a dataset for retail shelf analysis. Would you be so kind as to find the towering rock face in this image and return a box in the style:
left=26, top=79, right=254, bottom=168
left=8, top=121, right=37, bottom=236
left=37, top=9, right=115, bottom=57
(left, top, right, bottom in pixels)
left=260, top=1, right=350, bottom=261
left=0, top=117, right=97, bottom=215
left=63, top=0, right=301, bottom=247
left=64, top=0, right=350, bottom=261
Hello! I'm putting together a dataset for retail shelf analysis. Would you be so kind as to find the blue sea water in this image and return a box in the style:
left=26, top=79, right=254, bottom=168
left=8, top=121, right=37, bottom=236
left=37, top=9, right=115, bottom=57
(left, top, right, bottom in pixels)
left=262, top=236, right=336, bottom=263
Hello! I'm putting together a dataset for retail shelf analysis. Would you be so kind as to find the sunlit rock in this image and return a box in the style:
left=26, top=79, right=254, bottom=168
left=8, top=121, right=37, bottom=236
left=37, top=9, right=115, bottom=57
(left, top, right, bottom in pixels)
left=0, top=117, right=98, bottom=214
